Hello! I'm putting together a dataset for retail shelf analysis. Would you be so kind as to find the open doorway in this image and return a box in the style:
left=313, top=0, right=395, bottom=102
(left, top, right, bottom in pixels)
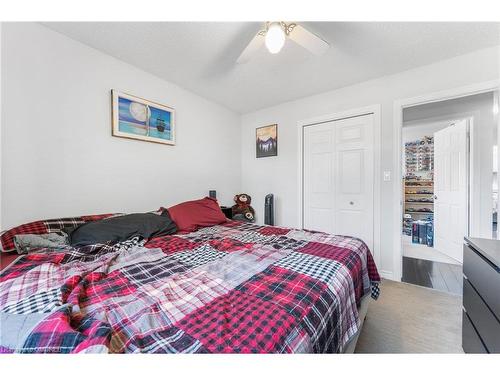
left=397, top=89, right=499, bottom=295
left=402, top=119, right=467, bottom=264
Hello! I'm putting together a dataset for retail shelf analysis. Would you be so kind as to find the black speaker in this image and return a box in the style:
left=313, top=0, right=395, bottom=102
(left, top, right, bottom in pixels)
left=220, top=206, right=233, bottom=219
left=264, top=194, right=274, bottom=226
left=208, top=190, right=216, bottom=199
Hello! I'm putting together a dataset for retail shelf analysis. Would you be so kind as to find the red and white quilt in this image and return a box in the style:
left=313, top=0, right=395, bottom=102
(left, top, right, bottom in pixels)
left=0, top=221, right=380, bottom=353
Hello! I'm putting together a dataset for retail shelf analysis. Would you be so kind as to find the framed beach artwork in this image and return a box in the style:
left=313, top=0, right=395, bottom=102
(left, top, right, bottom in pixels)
left=112, top=90, right=175, bottom=145
left=256, top=124, right=278, bottom=158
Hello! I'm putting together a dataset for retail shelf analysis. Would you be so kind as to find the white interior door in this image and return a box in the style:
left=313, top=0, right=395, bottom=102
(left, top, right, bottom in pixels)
left=303, top=114, right=374, bottom=250
left=434, top=120, right=468, bottom=263
left=303, top=123, right=335, bottom=234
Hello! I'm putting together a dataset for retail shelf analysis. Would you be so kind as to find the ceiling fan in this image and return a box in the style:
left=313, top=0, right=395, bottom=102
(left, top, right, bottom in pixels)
left=237, top=22, right=329, bottom=64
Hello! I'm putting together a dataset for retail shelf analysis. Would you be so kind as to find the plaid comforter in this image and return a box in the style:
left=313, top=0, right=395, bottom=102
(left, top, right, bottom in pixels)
left=0, top=221, right=380, bottom=353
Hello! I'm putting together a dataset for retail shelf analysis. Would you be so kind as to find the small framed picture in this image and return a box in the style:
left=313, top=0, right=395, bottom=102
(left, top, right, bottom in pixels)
left=256, top=124, right=278, bottom=158
left=112, top=90, right=175, bottom=145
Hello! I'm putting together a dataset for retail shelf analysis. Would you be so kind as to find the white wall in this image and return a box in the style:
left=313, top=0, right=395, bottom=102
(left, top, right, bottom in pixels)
left=1, top=23, right=241, bottom=229
left=241, top=46, right=500, bottom=278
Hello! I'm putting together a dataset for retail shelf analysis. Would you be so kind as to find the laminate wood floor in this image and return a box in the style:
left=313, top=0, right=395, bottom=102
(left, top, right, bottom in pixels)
left=402, top=256, right=462, bottom=295
left=355, top=279, right=463, bottom=353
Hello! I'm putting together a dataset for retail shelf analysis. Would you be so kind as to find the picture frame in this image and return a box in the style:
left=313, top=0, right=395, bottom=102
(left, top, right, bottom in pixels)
left=256, top=124, right=278, bottom=158
left=112, top=90, right=175, bottom=145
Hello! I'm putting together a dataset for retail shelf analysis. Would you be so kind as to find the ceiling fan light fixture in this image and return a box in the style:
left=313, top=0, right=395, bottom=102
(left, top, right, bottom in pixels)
left=265, top=22, right=286, bottom=54
left=236, top=21, right=328, bottom=64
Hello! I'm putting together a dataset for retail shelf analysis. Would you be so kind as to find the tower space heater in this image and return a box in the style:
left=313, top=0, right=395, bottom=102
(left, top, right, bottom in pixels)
left=264, top=194, right=274, bottom=226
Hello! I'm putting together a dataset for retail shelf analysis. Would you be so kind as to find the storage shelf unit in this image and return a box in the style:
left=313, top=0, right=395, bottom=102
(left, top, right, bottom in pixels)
left=403, top=180, right=434, bottom=235
left=403, top=135, right=434, bottom=237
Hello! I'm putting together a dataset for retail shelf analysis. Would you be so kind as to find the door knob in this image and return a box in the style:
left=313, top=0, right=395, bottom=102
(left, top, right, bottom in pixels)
left=349, top=201, right=354, bottom=205
left=433, top=195, right=437, bottom=200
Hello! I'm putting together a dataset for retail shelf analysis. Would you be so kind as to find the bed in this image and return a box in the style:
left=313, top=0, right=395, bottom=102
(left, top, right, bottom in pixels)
left=0, top=218, right=380, bottom=353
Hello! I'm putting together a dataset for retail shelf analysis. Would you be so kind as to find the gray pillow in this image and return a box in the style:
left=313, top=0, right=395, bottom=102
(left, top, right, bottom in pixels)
left=13, top=233, right=69, bottom=254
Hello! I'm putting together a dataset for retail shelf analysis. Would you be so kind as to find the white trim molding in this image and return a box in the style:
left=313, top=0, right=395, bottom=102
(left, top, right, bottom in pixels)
left=392, top=80, right=500, bottom=282
left=297, top=104, right=382, bottom=269
left=378, top=271, right=394, bottom=281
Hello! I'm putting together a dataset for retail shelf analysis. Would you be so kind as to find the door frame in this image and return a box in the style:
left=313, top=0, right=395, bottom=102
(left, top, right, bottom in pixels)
left=393, top=80, right=500, bottom=281
left=297, top=104, right=382, bottom=268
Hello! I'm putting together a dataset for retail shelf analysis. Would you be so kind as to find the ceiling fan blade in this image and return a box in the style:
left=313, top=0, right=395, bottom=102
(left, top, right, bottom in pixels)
left=288, top=24, right=329, bottom=56
left=236, top=32, right=264, bottom=64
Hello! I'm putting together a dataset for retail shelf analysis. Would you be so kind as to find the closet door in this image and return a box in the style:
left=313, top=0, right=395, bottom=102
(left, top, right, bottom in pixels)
left=303, top=123, right=336, bottom=234
left=303, top=114, right=374, bottom=250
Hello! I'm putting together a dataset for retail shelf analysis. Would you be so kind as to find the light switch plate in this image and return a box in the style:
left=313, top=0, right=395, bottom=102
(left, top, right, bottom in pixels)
left=383, top=171, right=391, bottom=181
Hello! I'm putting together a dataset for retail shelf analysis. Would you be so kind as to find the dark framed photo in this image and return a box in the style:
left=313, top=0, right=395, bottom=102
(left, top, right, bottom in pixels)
left=256, top=124, right=278, bottom=158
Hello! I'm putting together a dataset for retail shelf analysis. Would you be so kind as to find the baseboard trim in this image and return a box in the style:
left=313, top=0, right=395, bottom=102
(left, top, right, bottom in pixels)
left=379, top=270, right=396, bottom=281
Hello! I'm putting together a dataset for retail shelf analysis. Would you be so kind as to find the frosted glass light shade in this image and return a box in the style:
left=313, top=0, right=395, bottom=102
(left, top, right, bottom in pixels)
left=265, top=23, right=285, bottom=54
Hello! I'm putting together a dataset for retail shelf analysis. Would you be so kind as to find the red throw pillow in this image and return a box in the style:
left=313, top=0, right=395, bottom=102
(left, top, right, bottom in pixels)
left=167, top=197, right=227, bottom=233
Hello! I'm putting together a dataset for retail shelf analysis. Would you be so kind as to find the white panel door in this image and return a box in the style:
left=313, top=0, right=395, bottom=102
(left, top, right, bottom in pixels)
left=303, top=124, right=335, bottom=234
left=434, top=120, right=468, bottom=263
left=303, top=114, right=374, bottom=250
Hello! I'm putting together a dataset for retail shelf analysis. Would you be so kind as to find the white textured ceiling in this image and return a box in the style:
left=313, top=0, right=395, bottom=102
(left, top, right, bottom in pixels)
left=42, top=22, right=500, bottom=113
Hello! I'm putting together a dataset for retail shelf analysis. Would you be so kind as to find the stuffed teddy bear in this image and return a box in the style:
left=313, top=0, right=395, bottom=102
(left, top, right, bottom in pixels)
left=231, top=193, right=256, bottom=222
